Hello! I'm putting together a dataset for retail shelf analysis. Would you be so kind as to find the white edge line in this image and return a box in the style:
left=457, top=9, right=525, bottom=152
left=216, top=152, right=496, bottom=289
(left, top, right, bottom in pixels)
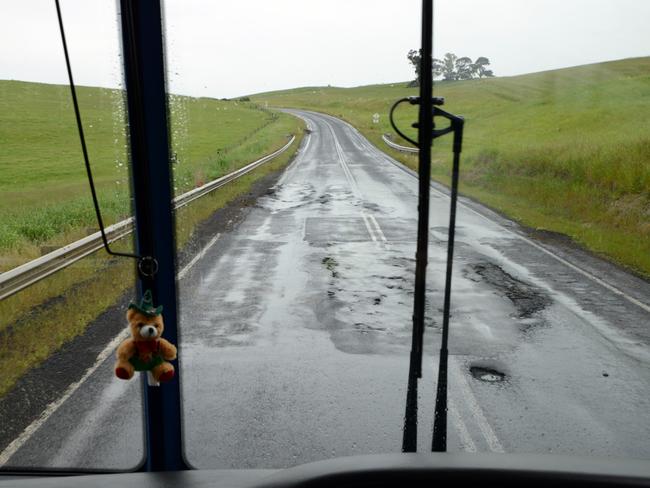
left=279, top=132, right=311, bottom=185
left=177, top=233, right=221, bottom=279
left=0, top=233, right=222, bottom=466
left=0, top=329, right=129, bottom=466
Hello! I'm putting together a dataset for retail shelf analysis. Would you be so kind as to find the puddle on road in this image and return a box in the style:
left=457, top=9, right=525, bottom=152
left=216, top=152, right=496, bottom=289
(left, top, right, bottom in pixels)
left=316, top=185, right=355, bottom=207
left=257, top=182, right=315, bottom=212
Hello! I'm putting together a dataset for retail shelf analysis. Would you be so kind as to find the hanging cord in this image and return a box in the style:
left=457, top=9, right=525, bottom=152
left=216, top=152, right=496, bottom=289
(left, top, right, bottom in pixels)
left=54, top=0, right=157, bottom=277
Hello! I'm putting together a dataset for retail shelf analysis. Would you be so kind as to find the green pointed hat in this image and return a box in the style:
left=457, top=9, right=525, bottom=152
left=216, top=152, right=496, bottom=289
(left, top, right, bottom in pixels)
left=128, top=290, right=163, bottom=317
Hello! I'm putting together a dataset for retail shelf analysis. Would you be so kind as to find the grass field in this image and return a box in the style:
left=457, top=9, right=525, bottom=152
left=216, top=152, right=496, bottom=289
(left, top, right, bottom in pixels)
left=0, top=80, right=295, bottom=269
left=0, top=79, right=304, bottom=396
left=251, top=57, right=650, bottom=278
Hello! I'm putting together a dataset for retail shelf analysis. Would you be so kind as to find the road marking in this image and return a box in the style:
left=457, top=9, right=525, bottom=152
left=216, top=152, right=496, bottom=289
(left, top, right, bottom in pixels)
left=322, top=118, right=390, bottom=245
left=178, top=233, right=221, bottom=279
left=279, top=132, right=311, bottom=185
left=367, top=215, right=387, bottom=242
left=0, top=329, right=129, bottom=466
left=0, top=232, right=223, bottom=466
left=449, top=357, right=505, bottom=453
left=449, top=397, right=477, bottom=452
left=324, top=119, right=361, bottom=198
left=361, top=213, right=378, bottom=242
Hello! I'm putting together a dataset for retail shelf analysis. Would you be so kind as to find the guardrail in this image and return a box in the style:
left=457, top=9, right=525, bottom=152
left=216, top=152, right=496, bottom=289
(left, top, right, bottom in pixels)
left=0, top=135, right=296, bottom=301
left=382, top=134, right=418, bottom=153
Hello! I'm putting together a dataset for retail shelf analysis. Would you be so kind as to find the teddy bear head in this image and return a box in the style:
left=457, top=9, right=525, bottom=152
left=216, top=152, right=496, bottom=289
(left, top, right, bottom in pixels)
left=127, top=308, right=165, bottom=341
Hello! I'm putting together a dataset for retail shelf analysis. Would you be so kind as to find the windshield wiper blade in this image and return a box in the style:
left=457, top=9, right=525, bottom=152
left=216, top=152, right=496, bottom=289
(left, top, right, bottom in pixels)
left=431, top=108, right=464, bottom=452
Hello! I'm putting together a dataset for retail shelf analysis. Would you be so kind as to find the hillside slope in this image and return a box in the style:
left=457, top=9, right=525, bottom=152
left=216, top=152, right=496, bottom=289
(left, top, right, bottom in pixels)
left=0, top=80, right=298, bottom=259
left=252, top=57, right=650, bottom=277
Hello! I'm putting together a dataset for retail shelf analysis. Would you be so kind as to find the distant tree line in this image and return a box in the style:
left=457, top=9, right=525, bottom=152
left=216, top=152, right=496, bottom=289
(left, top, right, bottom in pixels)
left=407, top=50, right=494, bottom=85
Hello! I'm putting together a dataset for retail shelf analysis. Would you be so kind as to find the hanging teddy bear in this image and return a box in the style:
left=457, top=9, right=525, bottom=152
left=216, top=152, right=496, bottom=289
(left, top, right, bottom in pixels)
left=115, top=290, right=177, bottom=383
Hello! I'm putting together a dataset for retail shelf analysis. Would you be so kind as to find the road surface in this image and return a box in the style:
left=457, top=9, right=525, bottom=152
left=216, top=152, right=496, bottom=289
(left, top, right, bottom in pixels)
left=3, top=110, right=650, bottom=470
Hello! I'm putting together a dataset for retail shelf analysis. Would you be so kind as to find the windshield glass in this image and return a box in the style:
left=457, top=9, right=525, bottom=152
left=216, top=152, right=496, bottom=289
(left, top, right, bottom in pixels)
left=1, top=0, right=649, bottom=472
left=0, top=0, right=143, bottom=470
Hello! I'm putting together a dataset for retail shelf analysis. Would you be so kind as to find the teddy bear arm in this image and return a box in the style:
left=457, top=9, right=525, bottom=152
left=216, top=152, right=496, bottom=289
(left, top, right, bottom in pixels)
left=159, top=339, right=177, bottom=360
left=116, top=339, right=136, bottom=361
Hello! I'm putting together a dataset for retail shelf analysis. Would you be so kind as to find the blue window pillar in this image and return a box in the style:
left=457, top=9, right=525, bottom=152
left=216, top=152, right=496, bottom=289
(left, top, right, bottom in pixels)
left=119, top=0, right=188, bottom=471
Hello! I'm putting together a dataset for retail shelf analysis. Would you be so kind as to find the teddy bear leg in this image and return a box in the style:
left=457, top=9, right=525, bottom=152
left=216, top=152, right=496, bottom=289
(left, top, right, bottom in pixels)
left=115, top=360, right=134, bottom=380
left=152, top=361, right=175, bottom=382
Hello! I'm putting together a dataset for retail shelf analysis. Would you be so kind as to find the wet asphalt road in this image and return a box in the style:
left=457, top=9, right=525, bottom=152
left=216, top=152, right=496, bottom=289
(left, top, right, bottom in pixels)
left=4, top=110, right=650, bottom=470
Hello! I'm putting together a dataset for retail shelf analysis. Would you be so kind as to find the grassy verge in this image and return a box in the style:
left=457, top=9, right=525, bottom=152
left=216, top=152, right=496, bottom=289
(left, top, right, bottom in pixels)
left=0, top=78, right=303, bottom=396
left=251, top=57, right=650, bottom=278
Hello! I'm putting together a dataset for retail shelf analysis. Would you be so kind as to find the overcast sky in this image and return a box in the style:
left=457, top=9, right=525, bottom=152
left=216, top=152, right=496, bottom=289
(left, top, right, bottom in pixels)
left=1, top=0, right=649, bottom=99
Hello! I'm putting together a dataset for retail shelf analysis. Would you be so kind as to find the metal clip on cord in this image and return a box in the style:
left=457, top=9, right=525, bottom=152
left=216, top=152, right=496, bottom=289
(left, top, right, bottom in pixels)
left=55, top=0, right=157, bottom=279
left=391, top=96, right=465, bottom=453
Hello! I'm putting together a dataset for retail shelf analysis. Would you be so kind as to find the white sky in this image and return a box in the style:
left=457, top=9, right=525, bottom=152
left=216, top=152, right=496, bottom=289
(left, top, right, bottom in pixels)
left=1, top=0, right=649, bottom=99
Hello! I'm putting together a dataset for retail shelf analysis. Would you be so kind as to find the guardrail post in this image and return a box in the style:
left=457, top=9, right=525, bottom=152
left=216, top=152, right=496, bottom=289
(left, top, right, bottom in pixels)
left=119, top=0, right=188, bottom=471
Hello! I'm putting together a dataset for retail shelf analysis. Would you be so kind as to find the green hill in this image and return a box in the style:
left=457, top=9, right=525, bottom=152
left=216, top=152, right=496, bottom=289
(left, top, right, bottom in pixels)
left=0, top=80, right=299, bottom=262
left=252, top=57, right=650, bottom=277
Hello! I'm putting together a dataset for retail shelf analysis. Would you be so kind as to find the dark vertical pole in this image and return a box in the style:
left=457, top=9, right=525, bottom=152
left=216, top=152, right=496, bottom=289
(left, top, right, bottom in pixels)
left=119, top=0, right=187, bottom=471
left=402, top=0, right=434, bottom=453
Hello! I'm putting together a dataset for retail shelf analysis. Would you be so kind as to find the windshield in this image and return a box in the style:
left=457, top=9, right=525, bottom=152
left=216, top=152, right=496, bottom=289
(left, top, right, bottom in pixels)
left=1, top=0, right=649, bottom=472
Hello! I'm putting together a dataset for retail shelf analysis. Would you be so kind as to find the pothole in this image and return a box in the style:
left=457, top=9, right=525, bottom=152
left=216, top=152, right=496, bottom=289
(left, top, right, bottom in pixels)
left=470, top=365, right=506, bottom=383
left=466, top=262, right=551, bottom=319
left=322, top=256, right=340, bottom=278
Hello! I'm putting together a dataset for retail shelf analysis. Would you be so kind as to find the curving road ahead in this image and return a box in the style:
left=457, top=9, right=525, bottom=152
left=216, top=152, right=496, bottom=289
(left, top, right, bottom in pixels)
left=3, top=110, right=650, bottom=470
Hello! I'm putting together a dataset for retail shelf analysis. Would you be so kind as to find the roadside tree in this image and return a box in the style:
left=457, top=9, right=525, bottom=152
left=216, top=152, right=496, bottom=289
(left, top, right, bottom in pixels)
left=408, top=51, right=495, bottom=84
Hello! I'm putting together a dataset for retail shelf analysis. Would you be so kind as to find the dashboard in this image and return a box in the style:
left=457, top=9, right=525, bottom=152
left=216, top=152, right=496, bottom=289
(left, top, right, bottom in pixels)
left=2, top=453, right=650, bottom=488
